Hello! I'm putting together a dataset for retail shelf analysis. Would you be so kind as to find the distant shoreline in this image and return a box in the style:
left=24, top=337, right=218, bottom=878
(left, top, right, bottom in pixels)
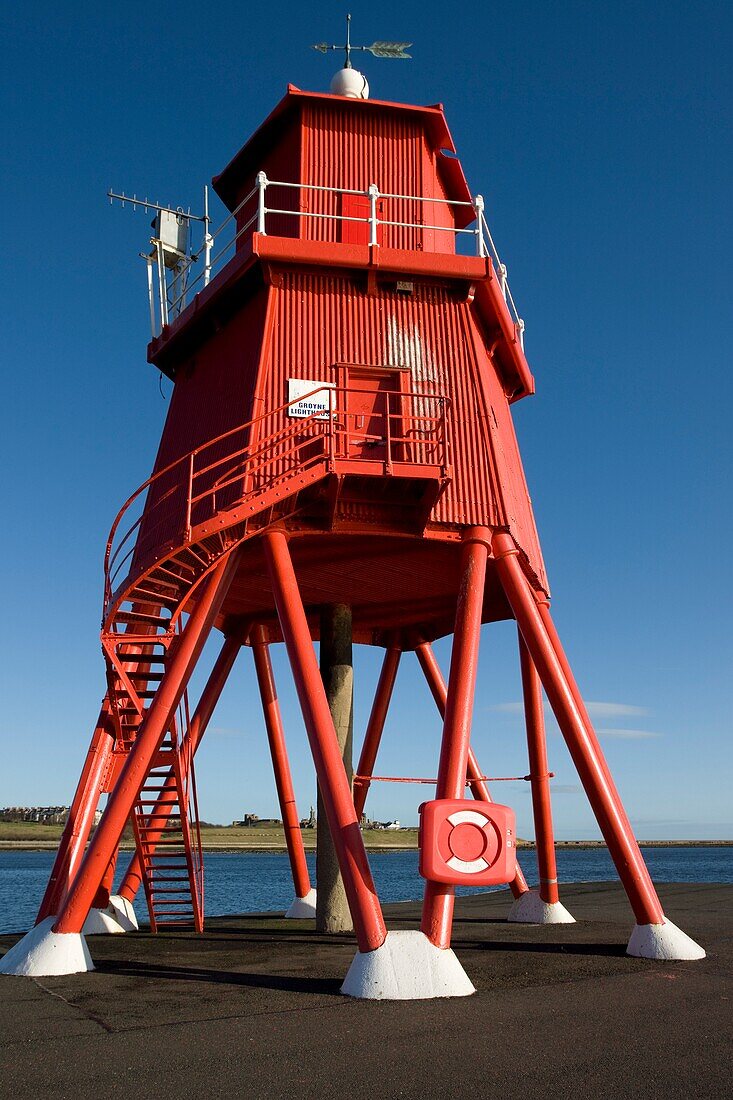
left=1, top=838, right=731, bottom=853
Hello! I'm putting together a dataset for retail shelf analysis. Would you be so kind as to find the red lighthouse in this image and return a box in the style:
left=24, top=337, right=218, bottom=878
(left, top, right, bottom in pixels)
left=2, top=56, right=704, bottom=993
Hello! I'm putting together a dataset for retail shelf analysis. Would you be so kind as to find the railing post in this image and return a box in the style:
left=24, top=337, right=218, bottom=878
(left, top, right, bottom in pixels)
left=384, top=389, right=392, bottom=474
left=145, top=256, right=157, bottom=338
left=499, top=262, right=508, bottom=301
left=473, top=194, right=485, bottom=257
left=257, top=171, right=268, bottom=235
left=155, top=240, right=168, bottom=328
left=368, top=183, right=380, bottom=247
left=203, top=184, right=213, bottom=288
left=185, top=452, right=194, bottom=541
left=328, top=389, right=337, bottom=470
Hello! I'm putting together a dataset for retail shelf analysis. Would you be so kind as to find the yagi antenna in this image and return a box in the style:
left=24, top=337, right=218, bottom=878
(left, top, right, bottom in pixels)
left=107, top=190, right=205, bottom=223
left=107, top=185, right=214, bottom=339
left=313, top=13, right=411, bottom=68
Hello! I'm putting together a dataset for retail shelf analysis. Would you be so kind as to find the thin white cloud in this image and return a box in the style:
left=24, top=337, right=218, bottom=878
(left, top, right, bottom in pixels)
left=597, top=728, right=662, bottom=740
left=490, top=700, right=650, bottom=719
left=586, top=702, right=649, bottom=718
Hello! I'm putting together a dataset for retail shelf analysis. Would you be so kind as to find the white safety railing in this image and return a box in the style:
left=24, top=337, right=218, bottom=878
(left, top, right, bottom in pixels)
left=148, top=175, right=525, bottom=347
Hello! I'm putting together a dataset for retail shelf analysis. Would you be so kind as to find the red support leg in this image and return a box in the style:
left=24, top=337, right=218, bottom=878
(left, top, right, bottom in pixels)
left=91, top=848, right=119, bottom=911
left=492, top=533, right=665, bottom=926
left=251, top=626, right=312, bottom=904
left=414, top=639, right=529, bottom=900
left=36, top=700, right=115, bottom=923
left=353, top=643, right=401, bottom=819
left=118, top=632, right=243, bottom=903
left=52, top=552, right=241, bottom=935
left=518, top=632, right=559, bottom=904
left=262, top=529, right=387, bottom=954
left=421, top=528, right=490, bottom=949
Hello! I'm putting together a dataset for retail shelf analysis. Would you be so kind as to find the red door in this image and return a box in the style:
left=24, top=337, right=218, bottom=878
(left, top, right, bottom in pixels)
left=340, top=193, right=384, bottom=246
left=345, top=369, right=400, bottom=462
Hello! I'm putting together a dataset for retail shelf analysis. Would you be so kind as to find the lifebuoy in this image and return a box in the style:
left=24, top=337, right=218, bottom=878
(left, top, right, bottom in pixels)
left=419, top=798, right=516, bottom=886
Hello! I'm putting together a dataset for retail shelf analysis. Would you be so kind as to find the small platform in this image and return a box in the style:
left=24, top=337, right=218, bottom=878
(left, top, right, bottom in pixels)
left=0, top=882, right=729, bottom=1098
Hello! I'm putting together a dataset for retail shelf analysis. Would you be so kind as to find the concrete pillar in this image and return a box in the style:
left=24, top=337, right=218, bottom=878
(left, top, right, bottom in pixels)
left=317, top=603, right=354, bottom=934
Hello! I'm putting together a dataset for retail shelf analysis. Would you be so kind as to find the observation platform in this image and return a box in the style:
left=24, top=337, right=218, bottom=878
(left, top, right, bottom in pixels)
left=1, top=882, right=729, bottom=1098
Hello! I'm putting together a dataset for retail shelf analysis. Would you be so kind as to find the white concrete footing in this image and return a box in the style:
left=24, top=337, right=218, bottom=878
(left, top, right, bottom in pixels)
left=627, top=919, right=705, bottom=960
left=0, top=917, right=93, bottom=977
left=341, top=930, right=475, bottom=1000
left=83, top=895, right=139, bottom=935
left=507, top=887, right=576, bottom=925
left=284, top=888, right=317, bottom=919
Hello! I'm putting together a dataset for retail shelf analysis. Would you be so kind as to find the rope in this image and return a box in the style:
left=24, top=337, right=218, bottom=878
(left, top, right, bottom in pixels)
left=353, top=772, right=555, bottom=786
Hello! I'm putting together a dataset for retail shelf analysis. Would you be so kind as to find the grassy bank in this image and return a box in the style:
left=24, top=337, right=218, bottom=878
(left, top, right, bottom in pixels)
left=1, top=820, right=730, bottom=852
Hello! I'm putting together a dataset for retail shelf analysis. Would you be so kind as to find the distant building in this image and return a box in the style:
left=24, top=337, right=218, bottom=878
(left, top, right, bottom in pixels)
left=299, top=806, right=317, bottom=829
left=0, top=806, right=71, bottom=825
left=233, top=814, right=282, bottom=827
left=373, top=820, right=402, bottom=831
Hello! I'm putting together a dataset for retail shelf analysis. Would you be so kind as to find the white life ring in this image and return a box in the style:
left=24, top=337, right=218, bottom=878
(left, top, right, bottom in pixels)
left=444, top=808, right=495, bottom=875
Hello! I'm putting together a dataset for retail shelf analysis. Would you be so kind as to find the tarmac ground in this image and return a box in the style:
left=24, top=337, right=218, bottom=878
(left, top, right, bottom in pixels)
left=0, top=881, right=730, bottom=1099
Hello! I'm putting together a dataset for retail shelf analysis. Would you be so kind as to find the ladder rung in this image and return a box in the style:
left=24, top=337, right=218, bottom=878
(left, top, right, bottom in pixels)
left=116, top=611, right=172, bottom=627
left=130, top=586, right=178, bottom=604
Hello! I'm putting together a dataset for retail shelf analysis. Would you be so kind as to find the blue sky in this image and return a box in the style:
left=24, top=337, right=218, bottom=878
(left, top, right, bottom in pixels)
left=0, top=1, right=730, bottom=840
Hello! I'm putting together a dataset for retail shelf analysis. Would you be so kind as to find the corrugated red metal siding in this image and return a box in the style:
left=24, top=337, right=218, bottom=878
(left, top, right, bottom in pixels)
left=258, top=272, right=494, bottom=524
left=300, top=105, right=457, bottom=254
left=233, top=118, right=302, bottom=250
left=253, top=270, right=547, bottom=587
left=134, top=291, right=269, bottom=564
left=464, top=309, right=549, bottom=592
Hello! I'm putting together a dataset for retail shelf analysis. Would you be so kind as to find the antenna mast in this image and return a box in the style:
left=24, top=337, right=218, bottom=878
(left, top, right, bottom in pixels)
left=107, top=188, right=212, bottom=338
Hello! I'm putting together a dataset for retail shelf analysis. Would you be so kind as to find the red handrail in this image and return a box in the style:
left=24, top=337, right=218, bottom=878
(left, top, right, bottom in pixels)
left=104, top=385, right=450, bottom=613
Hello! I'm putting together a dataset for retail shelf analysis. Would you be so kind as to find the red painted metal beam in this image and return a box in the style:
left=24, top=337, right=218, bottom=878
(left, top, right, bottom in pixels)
left=251, top=626, right=312, bottom=901
left=262, top=529, right=387, bottom=953
left=414, top=639, right=529, bottom=900
left=421, top=528, right=491, bottom=949
left=353, top=644, right=402, bottom=819
left=518, top=631, right=559, bottom=904
left=92, top=848, right=118, bottom=911
left=36, top=700, right=115, bottom=923
left=492, top=532, right=665, bottom=926
left=52, top=552, right=241, bottom=935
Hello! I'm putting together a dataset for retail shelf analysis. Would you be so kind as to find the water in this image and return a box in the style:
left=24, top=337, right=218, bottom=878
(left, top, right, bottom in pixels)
left=0, top=846, right=730, bottom=935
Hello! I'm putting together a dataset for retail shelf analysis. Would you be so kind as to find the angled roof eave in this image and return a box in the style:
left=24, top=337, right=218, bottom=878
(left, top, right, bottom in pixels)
left=213, top=85, right=473, bottom=214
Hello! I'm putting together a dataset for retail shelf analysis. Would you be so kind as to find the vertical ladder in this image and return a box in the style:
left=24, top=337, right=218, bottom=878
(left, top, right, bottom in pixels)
left=131, top=722, right=204, bottom=932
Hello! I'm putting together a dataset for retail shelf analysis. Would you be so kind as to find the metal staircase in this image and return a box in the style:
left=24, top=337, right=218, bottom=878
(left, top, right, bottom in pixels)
left=100, top=386, right=449, bottom=930
left=131, top=723, right=204, bottom=931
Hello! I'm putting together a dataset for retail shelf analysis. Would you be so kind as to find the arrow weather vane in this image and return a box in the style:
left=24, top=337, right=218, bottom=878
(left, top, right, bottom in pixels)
left=313, top=13, right=411, bottom=68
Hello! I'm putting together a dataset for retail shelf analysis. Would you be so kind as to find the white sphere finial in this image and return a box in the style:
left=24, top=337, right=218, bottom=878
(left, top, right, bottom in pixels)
left=330, top=67, right=370, bottom=99
left=313, top=15, right=411, bottom=99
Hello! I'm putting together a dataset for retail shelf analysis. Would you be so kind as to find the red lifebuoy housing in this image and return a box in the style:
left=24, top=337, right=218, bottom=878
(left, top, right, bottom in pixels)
left=418, top=799, right=517, bottom=886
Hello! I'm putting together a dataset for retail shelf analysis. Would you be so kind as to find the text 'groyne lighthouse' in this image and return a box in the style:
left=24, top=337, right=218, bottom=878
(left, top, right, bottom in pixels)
left=1, top=38, right=705, bottom=995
